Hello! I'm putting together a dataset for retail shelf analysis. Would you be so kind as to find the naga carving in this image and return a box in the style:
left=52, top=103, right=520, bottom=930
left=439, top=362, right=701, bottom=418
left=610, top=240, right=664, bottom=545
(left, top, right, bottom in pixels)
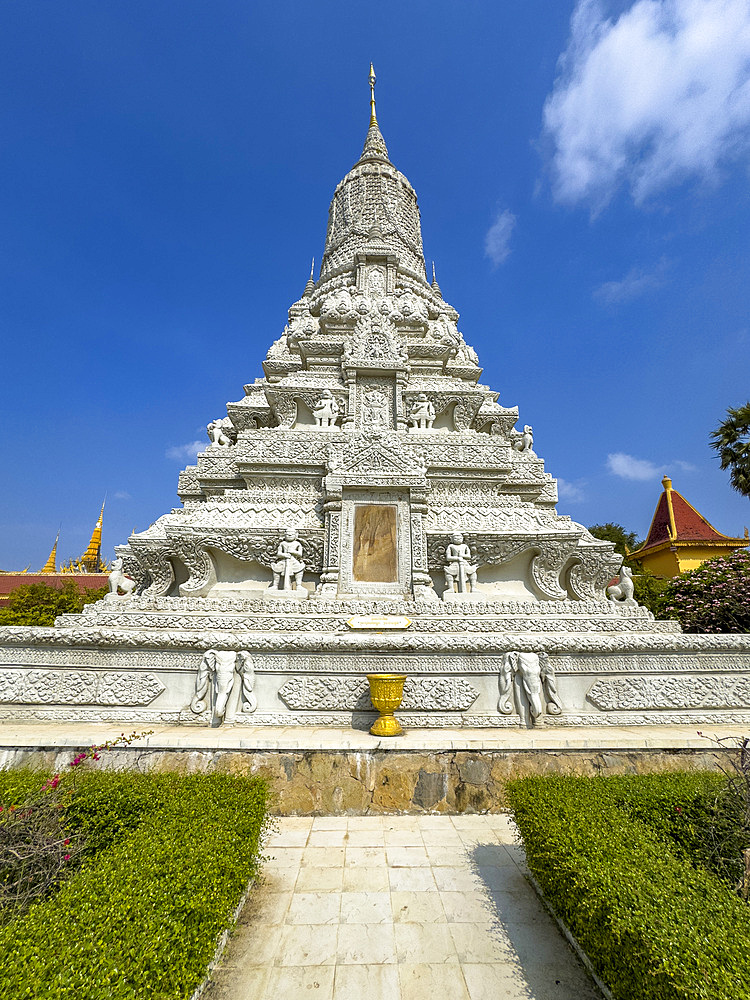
left=568, top=549, right=622, bottom=602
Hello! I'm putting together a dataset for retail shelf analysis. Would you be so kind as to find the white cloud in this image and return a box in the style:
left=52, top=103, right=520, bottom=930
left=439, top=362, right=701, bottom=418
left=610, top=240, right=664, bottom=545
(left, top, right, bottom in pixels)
left=606, top=452, right=698, bottom=479
left=607, top=452, right=661, bottom=479
left=165, top=441, right=204, bottom=462
left=484, top=209, right=516, bottom=265
left=113, top=491, right=132, bottom=501
left=557, top=478, right=587, bottom=502
left=594, top=259, right=668, bottom=302
left=544, top=0, right=750, bottom=208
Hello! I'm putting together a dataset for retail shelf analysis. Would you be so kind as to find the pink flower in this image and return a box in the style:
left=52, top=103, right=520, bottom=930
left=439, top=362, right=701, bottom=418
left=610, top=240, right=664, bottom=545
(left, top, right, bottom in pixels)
left=63, top=854, right=71, bottom=861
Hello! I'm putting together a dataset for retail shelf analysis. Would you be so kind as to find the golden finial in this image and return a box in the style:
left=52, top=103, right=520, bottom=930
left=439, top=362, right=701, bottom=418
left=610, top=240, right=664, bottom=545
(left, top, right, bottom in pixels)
left=369, top=62, right=377, bottom=126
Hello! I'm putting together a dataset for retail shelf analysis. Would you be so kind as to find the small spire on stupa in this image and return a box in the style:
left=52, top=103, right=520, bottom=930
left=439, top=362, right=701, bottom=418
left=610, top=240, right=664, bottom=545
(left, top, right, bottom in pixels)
left=431, top=261, right=442, bottom=298
left=359, top=63, right=390, bottom=163
left=369, top=62, right=378, bottom=127
left=80, top=500, right=106, bottom=572
left=40, top=531, right=60, bottom=574
left=303, top=258, right=316, bottom=297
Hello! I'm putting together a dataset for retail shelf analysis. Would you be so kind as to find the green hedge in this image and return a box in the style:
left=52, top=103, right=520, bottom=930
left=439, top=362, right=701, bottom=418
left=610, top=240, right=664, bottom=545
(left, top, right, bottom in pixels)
left=0, top=771, right=269, bottom=1000
left=508, top=773, right=750, bottom=1000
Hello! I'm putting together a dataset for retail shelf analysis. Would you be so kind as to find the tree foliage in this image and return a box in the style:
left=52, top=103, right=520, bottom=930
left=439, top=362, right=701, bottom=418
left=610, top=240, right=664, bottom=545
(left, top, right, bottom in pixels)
left=710, top=402, right=750, bottom=498
left=587, top=522, right=641, bottom=560
left=632, top=571, right=673, bottom=619
left=664, top=550, right=750, bottom=633
left=0, top=583, right=107, bottom=628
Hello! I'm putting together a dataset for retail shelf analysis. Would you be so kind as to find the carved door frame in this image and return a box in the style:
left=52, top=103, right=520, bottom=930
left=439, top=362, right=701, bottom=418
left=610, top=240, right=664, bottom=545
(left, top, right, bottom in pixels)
left=338, top=489, right=412, bottom=597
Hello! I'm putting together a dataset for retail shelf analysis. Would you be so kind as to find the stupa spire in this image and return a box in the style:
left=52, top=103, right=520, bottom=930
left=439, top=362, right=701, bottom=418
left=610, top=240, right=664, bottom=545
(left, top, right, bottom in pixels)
left=303, top=258, right=315, bottom=297
left=369, top=62, right=378, bottom=127
left=40, top=531, right=59, bottom=574
left=80, top=500, right=105, bottom=572
left=431, top=261, right=443, bottom=298
left=359, top=63, right=390, bottom=163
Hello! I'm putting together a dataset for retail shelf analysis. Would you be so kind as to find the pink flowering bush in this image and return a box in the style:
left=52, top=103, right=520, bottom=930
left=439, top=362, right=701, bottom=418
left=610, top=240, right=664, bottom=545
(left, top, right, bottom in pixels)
left=664, top=550, right=750, bottom=633
left=0, top=731, right=149, bottom=921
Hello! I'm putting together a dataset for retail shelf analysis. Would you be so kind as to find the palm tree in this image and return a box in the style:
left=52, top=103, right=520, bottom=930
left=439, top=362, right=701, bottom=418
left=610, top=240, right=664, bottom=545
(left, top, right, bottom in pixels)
left=710, top=402, right=750, bottom=498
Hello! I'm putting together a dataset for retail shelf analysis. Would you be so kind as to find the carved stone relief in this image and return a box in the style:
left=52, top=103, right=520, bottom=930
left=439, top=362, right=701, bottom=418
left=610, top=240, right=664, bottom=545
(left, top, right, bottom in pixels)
left=279, top=676, right=478, bottom=711
left=498, top=651, right=562, bottom=724
left=587, top=675, right=750, bottom=711
left=0, top=670, right=165, bottom=706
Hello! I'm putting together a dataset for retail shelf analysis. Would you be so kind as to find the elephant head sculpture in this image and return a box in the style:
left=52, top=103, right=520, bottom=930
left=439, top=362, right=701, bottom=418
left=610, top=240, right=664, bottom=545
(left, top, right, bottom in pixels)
left=190, top=649, right=255, bottom=725
left=498, top=651, right=562, bottom=725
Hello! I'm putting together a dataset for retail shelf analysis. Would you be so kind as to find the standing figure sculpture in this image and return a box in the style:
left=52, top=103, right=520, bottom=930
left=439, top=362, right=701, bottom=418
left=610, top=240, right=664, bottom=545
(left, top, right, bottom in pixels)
left=408, top=393, right=435, bottom=430
left=443, top=532, right=478, bottom=594
left=269, top=529, right=306, bottom=592
left=312, top=390, right=340, bottom=428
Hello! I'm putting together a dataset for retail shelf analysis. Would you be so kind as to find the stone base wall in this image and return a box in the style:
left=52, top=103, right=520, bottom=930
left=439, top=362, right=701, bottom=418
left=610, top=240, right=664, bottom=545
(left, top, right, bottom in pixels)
left=1, top=746, right=735, bottom=815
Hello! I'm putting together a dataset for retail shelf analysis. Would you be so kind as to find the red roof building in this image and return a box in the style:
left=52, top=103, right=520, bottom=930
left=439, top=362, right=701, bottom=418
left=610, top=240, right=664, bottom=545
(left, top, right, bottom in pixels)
left=629, top=475, right=748, bottom=577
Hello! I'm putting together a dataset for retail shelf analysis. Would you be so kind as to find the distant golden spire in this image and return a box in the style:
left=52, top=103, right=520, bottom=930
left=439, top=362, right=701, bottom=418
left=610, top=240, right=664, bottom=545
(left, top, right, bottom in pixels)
left=40, top=532, right=59, bottom=574
left=369, top=63, right=378, bottom=127
left=80, top=500, right=105, bottom=572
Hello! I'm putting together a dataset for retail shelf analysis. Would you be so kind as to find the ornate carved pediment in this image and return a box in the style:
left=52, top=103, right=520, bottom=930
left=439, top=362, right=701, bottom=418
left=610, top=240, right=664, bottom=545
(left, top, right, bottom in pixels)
left=226, top=401, right=274, bottom=431
left=127, top=538, right=175, bottom=598
left=326, top=436, right=425, bottom=482
left=343, top=316, right=408, bottom=369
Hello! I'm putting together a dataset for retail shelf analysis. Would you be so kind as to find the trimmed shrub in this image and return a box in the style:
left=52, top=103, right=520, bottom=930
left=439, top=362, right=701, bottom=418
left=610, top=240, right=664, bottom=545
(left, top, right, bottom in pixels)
left=0, top=771, right=269, bottom=1000
left=508, top=774, right=750, bottom=1000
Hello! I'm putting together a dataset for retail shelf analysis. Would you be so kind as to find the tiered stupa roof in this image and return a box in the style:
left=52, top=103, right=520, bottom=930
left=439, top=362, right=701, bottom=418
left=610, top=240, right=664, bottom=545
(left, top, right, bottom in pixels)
left=120, top=67, right=622, bottom=607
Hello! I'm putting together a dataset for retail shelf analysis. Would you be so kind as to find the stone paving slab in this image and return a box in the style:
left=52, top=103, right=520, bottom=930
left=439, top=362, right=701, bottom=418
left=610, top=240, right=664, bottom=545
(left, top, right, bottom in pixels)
left=204, top=814, right=603, bottom=1000
left=1, top=720, right=745, bottom=752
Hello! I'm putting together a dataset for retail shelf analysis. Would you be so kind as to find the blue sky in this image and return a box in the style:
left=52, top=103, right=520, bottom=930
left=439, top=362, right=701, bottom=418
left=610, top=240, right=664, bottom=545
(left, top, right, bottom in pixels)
left=1, top=0, right=749, bottom=569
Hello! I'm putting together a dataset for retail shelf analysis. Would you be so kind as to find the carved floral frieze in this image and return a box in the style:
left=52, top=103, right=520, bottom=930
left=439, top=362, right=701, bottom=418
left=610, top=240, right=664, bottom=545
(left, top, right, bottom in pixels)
left=587, top=675, right=750, bottom=711
left=0, top=669, right=165, bottom=706
left=279, top=676, right=479, bottom=711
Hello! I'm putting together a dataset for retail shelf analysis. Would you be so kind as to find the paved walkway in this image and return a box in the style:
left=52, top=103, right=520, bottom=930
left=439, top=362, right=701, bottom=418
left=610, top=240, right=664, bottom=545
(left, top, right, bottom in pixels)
left=204, top=814, right=602, bottom=1000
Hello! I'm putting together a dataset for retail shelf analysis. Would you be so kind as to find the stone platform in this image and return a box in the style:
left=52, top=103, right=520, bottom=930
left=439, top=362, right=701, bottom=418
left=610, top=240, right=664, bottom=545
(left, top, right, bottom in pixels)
left=3, top=596, right=750, bottom=730
left=2, top=722, right=744, bottom=814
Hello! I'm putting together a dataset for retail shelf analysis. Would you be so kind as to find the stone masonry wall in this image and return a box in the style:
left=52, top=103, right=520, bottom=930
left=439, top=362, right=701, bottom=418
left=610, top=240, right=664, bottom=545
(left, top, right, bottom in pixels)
left=1, top=746, right=735, bottom=814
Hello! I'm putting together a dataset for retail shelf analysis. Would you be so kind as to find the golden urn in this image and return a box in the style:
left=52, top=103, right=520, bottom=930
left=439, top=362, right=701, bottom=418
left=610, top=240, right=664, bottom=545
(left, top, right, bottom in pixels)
left=367, top=673, right=407, bottom=737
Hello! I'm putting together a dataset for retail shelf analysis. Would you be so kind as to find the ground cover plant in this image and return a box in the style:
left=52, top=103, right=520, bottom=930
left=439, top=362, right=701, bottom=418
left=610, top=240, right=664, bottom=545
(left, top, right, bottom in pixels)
left=0, top=761, right=269, bottom=1000
left=508, top=770, right=750, bottom=1000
